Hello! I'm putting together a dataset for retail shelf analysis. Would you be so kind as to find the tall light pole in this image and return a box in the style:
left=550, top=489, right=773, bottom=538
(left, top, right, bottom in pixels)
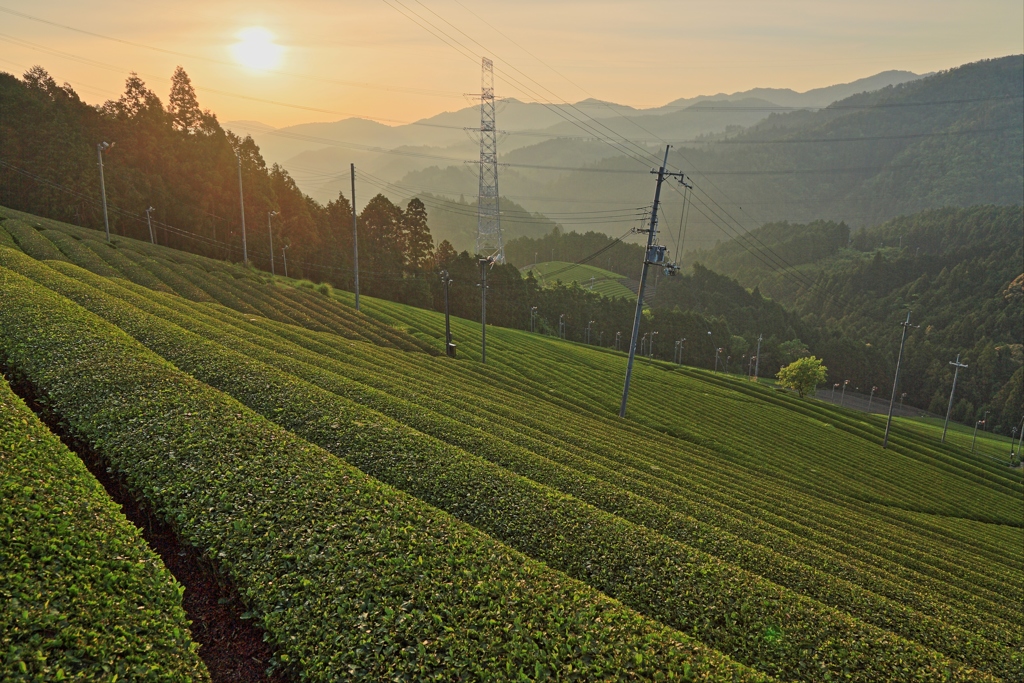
left=615, top=331, right=621, bottom=351
left=714, top=347, right=722, bottom=373
left=840, top=379, right=849, bottom=407
left=640, top=333, right=648, bottom=357
left=267, top=210, right=278, bottom=275
left=479, top=257, right=493, bottom=363
left=868, top=386, right=878, bottom=412
left=941, top=353, right=969, bottom=443
left=530, top=306, right=538, bottom=333
left=675, top=340, right=681, bottom=364
left=586, top=320, right=595, bottom=344
left=832, top=383, right=839, bottom=402
left=753, top=333, right=763, bottom=382
left=144, top=206, right=156, bottom=244
left=971, top=419, right=983, bottom=454
left=883, top=311, right=918, bottom=449
left=236, top=151, right=248, bottom=264
left=351, top=163, right=360, bottom=311
left=281, top=245, right=289, bottom=278
left=441, top=269, right=454, bottom=357
left=649, top=331, right=658, bottom=359
left=559, top=314, right=565, bottom=339
left=96, top=142, right=112, bottom=242
left=619, top=145, right=685, bottom=419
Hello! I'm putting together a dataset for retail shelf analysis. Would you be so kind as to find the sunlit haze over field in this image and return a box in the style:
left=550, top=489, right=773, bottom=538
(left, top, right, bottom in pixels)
left=0, top=0, right=1020, bottom=127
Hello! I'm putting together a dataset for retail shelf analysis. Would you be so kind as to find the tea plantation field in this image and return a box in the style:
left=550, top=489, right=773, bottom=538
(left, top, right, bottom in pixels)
left=525, top=261, right=636, bottom=299
left=1, top=206, right=1022, bottom=682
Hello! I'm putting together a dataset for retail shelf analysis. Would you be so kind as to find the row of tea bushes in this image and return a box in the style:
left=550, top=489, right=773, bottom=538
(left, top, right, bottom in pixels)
left=5, top=253, right=1002, bottom=683
left=0, top=263, right=764, bottom=682
left=0, top=374, right=208, bottom=681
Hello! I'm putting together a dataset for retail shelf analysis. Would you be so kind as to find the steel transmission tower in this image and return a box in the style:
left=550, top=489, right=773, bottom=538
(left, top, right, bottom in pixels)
left=476, top=57, right=504, bottom=262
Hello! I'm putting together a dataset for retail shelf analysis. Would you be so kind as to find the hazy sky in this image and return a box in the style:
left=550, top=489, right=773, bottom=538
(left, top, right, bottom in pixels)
left=1, top=0, right=1021, bottom=128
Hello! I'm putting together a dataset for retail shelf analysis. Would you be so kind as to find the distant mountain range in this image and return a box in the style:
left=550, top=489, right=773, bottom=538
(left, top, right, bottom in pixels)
left=224, top=69, right=925, bottom=211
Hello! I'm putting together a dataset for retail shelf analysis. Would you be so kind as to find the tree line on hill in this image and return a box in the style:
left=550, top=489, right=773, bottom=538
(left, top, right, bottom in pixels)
left=4, top=64, right=1019, bottom=433
left=0, top=66, right=432, bottom=289
left=504, top=205, right=1023, bottom=434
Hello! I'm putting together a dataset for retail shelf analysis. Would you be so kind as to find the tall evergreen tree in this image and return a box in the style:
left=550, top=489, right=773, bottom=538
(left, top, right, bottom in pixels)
left=401, top=197, right=433, bottom=273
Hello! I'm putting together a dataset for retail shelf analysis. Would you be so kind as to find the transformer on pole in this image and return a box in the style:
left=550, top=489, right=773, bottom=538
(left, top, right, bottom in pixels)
left=476, top=57, right=504, bottom=263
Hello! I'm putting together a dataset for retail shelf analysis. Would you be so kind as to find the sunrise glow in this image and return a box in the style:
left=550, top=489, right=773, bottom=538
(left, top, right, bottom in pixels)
left=229, top=27, right=284, bottom=72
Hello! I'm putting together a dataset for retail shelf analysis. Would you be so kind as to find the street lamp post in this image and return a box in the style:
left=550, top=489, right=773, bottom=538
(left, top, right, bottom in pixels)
left=267, top=211, right=278, bottom=275
left=281, top=245, right=289, bottom=278
left=714, top=347, right=722, bottom=373
left=144, top=206, right=156, bottom=244
left=236, top=151, right=248, bottom=264
left=559, top=314, right=566, bottom=339
left=883, top=311, right=919, bottom=449
left=650, top=331, right=658, bottom=359
left=96, top=142, right=112, bottom=242
left=971, top=419, right=983, bottom=454
left=530, top=306, right=538, bottom=333
left=615, top=331, right=621, bottom=351
left=441, top=269, right=454, bottom=357
left=868, top=386, right=877, bottom=412
left=840, top=379, right=849, bottom=407
left=832, top=383, right=839, bottom=402
left=941, top=353, right=969, bottom=443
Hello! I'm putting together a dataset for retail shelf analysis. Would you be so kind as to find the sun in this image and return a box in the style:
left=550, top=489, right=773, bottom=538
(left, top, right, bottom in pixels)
left=230, top=27, right=285, bottom=72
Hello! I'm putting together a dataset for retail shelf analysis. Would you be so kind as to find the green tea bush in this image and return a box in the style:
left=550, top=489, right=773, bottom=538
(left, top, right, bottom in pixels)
left=2, top=219, right=68, bottom=262
left=0, top=265, right=764, bottom=683
left=2, top=252, right=1002, bottom=683
left=0, top=376, right=208, bottom=681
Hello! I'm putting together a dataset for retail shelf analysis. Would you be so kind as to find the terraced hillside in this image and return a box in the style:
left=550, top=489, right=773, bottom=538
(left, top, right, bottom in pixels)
left=1, top=206, right=1022, bottom=682
left=526, top=261, right=636, bottom=300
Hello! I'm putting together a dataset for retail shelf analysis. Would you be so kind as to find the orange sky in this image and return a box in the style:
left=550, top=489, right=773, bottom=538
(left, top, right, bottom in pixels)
left=0, top=0, right=1021, bottom=129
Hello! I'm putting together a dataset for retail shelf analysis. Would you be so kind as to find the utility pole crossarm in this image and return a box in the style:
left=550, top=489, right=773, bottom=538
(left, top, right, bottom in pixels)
left=619, top=146, right=687, bottom=419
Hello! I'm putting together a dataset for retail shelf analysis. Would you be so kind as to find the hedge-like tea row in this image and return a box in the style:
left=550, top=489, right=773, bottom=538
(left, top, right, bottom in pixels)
left=80, top=238, right=175, bottom=292
left=45, top=256, right=1022, bottom=678
left=393, top=323, right=1024, bottom=606
left=26, top=215, right=437, bottom=356
left=0, top=224, right=17, bottom=248
left=2, top=219, right=68, bottom=262
left=0, top=374, right=208, bottom=681
left=8, top=254, right=1001, bottom=683
left=263, top=300, right=1022, bottom=618
left=70, top=252, right=1015, bottom=655
left=340, top=294, right=1024, bottom=627
left=0, top=265, right=764, bottom=682
left=110, top=252, right=1015, bottom=647
left=41, top=229, right=122, bottom=278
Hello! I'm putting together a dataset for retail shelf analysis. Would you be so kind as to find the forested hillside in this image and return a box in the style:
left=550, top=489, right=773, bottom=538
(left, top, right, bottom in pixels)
left=505, top=204, right=1022, bottom=432
left=405, top=55, right=1023, bottom=252
left=0, top=66, right=432, bottom=293
left=691, top=205, right=1023, bottom=432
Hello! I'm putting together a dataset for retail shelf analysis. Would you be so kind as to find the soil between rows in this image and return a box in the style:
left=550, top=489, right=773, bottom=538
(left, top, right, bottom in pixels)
left=4, top=372, right=290, bottom=683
